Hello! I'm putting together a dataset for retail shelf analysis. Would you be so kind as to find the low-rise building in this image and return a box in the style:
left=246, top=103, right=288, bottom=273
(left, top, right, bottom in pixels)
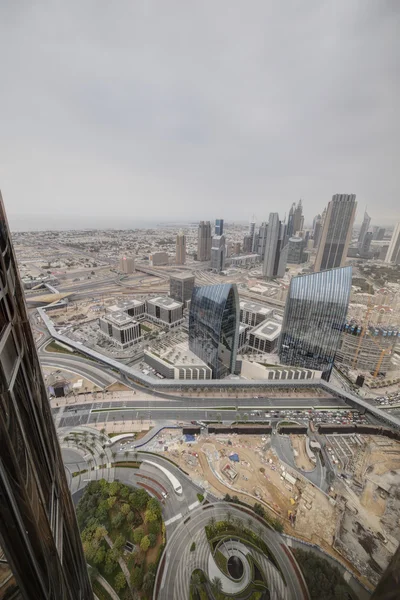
left=144, top=342, right=212, bottom=380
left=108, top=299, right=146, bottom=319
left=146, top=296, right=184, bottom=328
left=240, top=301, right=271, bottom=327
left=149, top=251, right=169, bottom=266
left=230, top=254, right=259, bottom=268
left=99, top=312, right=142, bottom=348
left=119, top=255, right=135, bottom=274
left=248, top=319, right=282, bottom=353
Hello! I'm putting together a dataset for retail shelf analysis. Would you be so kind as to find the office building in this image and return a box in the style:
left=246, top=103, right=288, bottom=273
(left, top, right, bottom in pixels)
left=385, top=222, right=400, bottom=265
left=372, top=226, right=386, bottom=241
left=314, top=194, right=357, bottom=272
left=119, top=255, right=135, bottom=274
left=242, top=234, right=253, bottom=253
left=287, top=237, right=306, bottom=264
left=149, top=251, right=169, bottom=266
left=197, top=221, right=212, bottom=261
left=262, top=213, right=287, bottom=279
left=211, top=234, right=226, bottom=273
left=175, top=231, right=186, bottom=265
left=0, top=193, right=93, bottom=599
left=313, top=218, right=322, bottom=249
left=359, top=231, right=373, bottom=257
left=189, top=283, right=240, bottom=378
left=256, top=222, right=268, bottom=258
left=215, top=219, right=224, bottom=236
left=248, top=319, right=282, bottom=354
left=238, top=324, right=250, bottom=351
left=119, top=298, right=146, bottom=319
left=278, top=266, right=352, bottom=380
left=146, top=296, right=184, bottom=328
left=292, top=199, right=304, bottom=235
left=232, top=241, right=241, bottom=255
left=240, top=301, right=271, bottom=327
left=230, top=254, right=259, bottom=268
left=169, top=272, right=195, bottom=305
left=99, top=312, right=142, bottom=348
left=358, top=210, right=371, bottom=251
left=286, top=203, right=295, bottom=239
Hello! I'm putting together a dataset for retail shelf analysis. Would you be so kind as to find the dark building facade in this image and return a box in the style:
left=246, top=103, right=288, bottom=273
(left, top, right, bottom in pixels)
left=189, top=283, right=239, bottom=378
left=314, top=194, right=357, bottom=272
left=278, top=266, right=352, bottom=380
left=371, top=542, right=400, bottom=600
left=0, top=193, right=93, bottom=600
left=169, top=272, right=195, bottom=305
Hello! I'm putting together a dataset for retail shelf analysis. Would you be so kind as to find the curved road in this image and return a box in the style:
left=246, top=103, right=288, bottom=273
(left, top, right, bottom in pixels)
left=156, top=502, right=307, bottom=600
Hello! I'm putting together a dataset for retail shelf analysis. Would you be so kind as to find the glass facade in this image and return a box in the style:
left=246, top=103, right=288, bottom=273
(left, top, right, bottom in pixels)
left=189, top=283, right=239, bottom=378
left=278, top=266, right=352, bottom=380
left=0, top=193, right=93, bottom=600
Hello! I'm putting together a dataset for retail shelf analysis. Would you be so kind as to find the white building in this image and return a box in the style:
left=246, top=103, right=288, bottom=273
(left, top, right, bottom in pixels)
left=146, top=296, right=184, bottom=328
left=149, top=251, right=169, bottom=266
left=144, top=343, right=212, bottom=380
left=248, top=319, right=282, bottom=353
left=99, top=312, right=142, bottom=349
left=385, top=222, right=400, bottom=265
left=240, top=301, right=271, bottom=327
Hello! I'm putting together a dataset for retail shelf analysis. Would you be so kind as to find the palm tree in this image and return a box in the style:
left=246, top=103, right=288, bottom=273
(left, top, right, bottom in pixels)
left=211, top=576, right=222, bottom=595
left=189, top=573, right=202, bottom=599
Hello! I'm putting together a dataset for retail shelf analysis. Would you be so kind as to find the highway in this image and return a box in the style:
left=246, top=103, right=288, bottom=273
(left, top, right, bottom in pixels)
left=40, top=354, right=118, bottom=388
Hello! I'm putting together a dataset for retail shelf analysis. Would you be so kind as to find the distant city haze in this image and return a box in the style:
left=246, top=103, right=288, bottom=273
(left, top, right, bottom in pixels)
left=1, top=2, right=399, bottom=230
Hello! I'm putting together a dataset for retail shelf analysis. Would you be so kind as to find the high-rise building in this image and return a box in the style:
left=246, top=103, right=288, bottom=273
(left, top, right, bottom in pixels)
left=256, top=222, right=268, bottom=258
left=292, top=199, right=304, bottom=235
left=385, top=222, right=400, bottom=265
left=119, top=255, right=135, bottom=274
left=262, top=213, right=287, bottom=279
left=0, top=193, right=93, bottom=599
left=371, top=542, right=400, bottom=600
left=313, top=218, right=322, bottom=249
left=359, top=231, right=373, bottom=257
left=249, top=221, right=256, bottom=251
left=169, top=272, right=195, bottom=305
left=286, top=203, right=296, bottom=239
left=197, top=221, right=212, bottom=261
left=215, top=219, right=224, bottom=236
left=314, top=194, right=357, bottom=272
left=175, top=231, right=186, bottom=265
left=242, top=234, right=253, bottom=253
left=287, top=237, right=306, bottom=264
left=189, top=283, right=239, bottom=378
left=372, top=226, right=386, bottom=241
left=278, top=266, right=352, bottom=380
left=358, top=210, right=371, bottom=250
left=211, top=235, right=226, bottom=273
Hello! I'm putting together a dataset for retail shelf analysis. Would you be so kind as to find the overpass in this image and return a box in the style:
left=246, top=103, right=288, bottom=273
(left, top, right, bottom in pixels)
left=38, top=306, right=400, bottom=431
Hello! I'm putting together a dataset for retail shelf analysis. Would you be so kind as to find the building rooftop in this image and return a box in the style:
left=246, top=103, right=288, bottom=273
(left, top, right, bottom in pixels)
left=240, top=301, right=271, bottom=315
left=170, top=272, right=195, bottom=281
left=147, top=296, right=183, bottom=310
left=103, top=311, right=137, bottom=327
left=157, top=341, right=208, bottom=368
left=251, top=319, right=282, bottom=341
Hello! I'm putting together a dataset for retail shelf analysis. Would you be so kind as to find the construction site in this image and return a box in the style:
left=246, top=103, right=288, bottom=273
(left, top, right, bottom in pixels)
left=140, top=426, right=400, bottom=589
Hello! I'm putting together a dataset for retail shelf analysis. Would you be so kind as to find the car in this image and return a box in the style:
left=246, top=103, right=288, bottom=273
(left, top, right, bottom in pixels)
left=161, top=491, right=168, bottom=499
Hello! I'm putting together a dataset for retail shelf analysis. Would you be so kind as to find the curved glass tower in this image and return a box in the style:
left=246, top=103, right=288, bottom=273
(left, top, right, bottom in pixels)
left=278, top=266, right=352, bottom=380
left=189, top=283, right=239, bottom=379
left=0, top=193, right=93, bottom=599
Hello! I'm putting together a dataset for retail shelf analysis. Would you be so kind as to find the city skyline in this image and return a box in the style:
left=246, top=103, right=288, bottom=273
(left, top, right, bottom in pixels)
left=1, top=3, right=399, bottom=229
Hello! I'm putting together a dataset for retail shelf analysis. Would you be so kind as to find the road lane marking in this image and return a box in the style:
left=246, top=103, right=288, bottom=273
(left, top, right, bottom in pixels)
left=164, top=513, right=182, bottom=526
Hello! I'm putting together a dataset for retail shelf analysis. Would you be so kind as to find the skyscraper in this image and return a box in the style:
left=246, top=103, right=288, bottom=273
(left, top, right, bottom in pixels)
left=278, top=266, right=352, bottom=380
left=385, top=222, right=400, bottom=265
left=262, top=213, right=287, bottom=279
left=0, top=193, right=93, bottom=599
left=211, top=234, right=226, bottom=272
left=169, top=272, right=195, bottom=305
left=286, top=203, right=296, bottom=239
left=176, top=230, right=186, bottom=265
left=256, top=222, right=268, bottom=258
left=189, top=283, right=239, bottom=378
left=197, top=221, right=212, bottom=261
left=314, top=194, right=357, bottom=272
left=215, top=219, right=224, bottom=236
left=358, top=210, right=371, bottom=251
left=292, top=199, right=304, bottom=235
left=313, top=217, right=322, bottom=249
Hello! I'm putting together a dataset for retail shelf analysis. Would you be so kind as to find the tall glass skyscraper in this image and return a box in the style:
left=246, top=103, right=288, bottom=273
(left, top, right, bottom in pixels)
left=314, top=194, right=357, bottom=272
left=278, top=266, right=352, bottom=380
left=0, top=193, right=93, bottom=599
left=189, top=283, right=239, bottom=378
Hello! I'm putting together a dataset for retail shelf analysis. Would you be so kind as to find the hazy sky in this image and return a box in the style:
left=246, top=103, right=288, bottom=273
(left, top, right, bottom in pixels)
left=1, top=1, right=399, bottom=230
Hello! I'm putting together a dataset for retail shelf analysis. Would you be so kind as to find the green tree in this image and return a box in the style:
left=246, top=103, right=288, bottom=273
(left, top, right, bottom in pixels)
left=129, top=488, right=148, bottom=510
left=148, top=520, right=160, bottom=535
left=145, top=508, right=158, bottom=523
left=121, top=503, right=130, bottom=515
left=111, top=513, right=124, bottom=529
left=130, top=566, right=144, bottom=590
left=107, top=496, right=117, bottom=509
left=140, top=535, right=150, bottom=552
left=127, top=511, right=135, bottom=524
left=108, top=481, right=121, bottom=496
left=148, top=533, right=157, bottom=548
left=133, top=527, right=144, bottom=544
left=93, top=546, right=106, bottom=566
left=114, top=534, right=125, bottom=551
left=190, top=573, right=202, bottom=598
left=211, top=576, right=222, bottom=594
left=147, top=498, right=162, bottom=518
left=104, top=549, right=117, bottom=575
left=114, top=571, right=127, bottom=593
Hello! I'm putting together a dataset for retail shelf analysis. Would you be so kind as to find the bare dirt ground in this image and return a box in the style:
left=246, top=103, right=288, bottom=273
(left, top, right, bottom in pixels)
left=291, top=435, right=315, bottom=471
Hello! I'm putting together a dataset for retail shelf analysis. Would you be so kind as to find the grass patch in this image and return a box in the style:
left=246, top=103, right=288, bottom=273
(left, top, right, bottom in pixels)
left=197, top=493, right=204, bottom=503
left=214, top=548, right=228, bottom=575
